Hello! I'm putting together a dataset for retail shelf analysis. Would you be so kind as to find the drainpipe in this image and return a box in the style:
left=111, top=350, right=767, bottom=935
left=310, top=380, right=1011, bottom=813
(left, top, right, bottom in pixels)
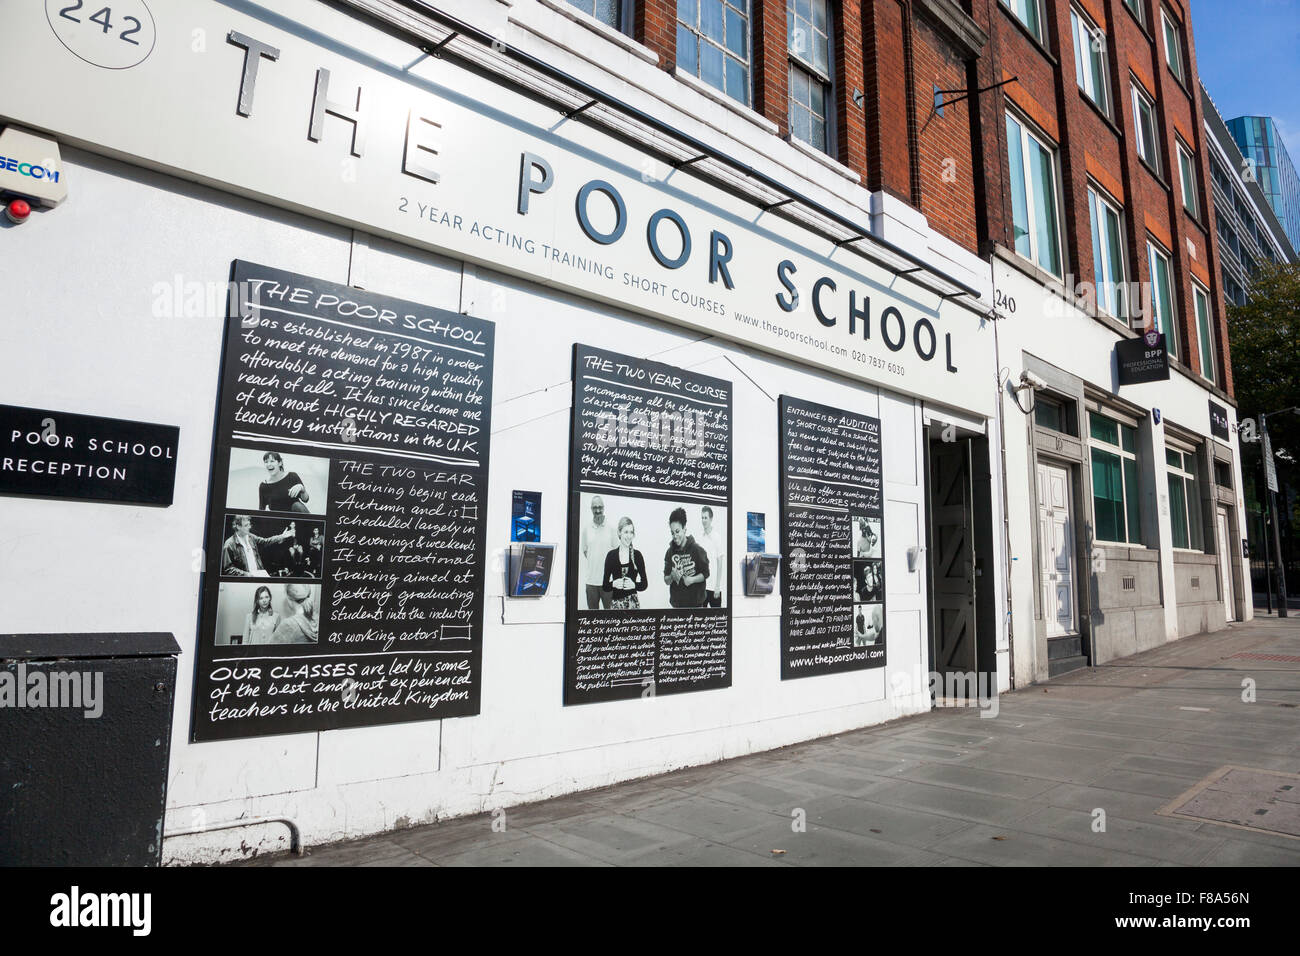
left=992, top=304, right=1016, bottom=689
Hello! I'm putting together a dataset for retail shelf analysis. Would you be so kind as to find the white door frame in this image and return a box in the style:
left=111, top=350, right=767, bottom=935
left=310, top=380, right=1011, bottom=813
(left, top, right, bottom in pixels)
left=1036, top=460, right=1078, bottom=638
left=1217, top=508, right=1236, bottom=623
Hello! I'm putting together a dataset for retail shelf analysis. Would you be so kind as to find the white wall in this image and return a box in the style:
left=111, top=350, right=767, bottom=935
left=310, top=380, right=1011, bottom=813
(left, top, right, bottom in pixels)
left=0, top=147, right=952, bottom=863
left=991, top=255, right=1253, bottom=683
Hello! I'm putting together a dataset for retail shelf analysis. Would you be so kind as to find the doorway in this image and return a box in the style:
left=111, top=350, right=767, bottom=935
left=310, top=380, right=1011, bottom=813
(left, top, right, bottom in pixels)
left=1036, top=461, right=1078, bottom=638
left=926, top=428, right=998, bottom=701
left=1217, top=508, right=1236, bottom=622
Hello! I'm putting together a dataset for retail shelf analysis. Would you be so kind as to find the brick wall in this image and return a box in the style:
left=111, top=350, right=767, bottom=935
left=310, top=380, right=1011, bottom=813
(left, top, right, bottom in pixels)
left=911, top=12, right=979, bottom=250
left=966, top=0, right=1233, bottom=398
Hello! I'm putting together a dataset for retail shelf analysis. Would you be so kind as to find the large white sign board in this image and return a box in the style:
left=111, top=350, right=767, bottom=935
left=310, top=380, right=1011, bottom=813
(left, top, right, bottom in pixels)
left=2, top=0, right=995, bottom=415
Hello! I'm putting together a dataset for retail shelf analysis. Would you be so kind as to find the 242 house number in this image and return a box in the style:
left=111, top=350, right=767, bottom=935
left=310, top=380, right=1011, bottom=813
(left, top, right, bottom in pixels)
left=58, top=2, right=144, bottom=43
left=45, top=0, right=155, bottom=70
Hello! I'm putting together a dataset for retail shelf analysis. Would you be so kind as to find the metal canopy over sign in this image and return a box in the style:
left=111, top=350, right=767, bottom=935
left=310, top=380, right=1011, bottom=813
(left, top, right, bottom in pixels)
left=0, top=0, right=995, bottom=416
left=1116, top=330, right=1170, bottom=385
left=0, top=404, right=178, bottom=505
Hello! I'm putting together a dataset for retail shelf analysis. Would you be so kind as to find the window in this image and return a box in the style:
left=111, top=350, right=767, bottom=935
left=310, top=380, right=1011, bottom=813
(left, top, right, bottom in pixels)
left=1213, top=460, right=1232, bottom=489
left=1034, top=395, right=1077, bottom=435
left=1131, top=82, right=1161, bottom=172
left=1088, top=186, right=1127, bottom=320
left=787, top=0, right=832, bottom=153
left=567, top=0, right=622, bottom=29
left=1089, top=411, right=1142, bottom=545
left=1177, top=141, right=1199, bottom=217
left=678, top=0, right=751, bottom=107
left=1161, top=8, right=1185, bottom=83
left=1123, top=0, right=1145, bottom=26
left=1000, top=0, right=1045, bottom=42
left=1070, top=7, right=1110, bottom=115
left=1146, top=239, right=1178, bottom=357
left=1166, top=447, right=1204, bottom=550
left=1193, top=282, right=1216, bottom=384
left=1006, top=113, right=1063, bottom=277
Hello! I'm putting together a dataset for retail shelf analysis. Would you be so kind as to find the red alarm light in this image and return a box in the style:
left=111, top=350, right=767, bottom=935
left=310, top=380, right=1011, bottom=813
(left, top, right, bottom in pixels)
left=5, top=198, right=31, bottom=224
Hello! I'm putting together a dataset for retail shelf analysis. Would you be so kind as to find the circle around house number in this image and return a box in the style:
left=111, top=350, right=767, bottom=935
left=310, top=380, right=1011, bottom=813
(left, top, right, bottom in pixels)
left=45, top=0, right=157, bottom=70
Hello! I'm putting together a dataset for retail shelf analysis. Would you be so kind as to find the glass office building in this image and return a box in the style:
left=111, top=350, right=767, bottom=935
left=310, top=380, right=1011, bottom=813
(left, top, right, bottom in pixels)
left=1226, top=114, right=1300, bottom=252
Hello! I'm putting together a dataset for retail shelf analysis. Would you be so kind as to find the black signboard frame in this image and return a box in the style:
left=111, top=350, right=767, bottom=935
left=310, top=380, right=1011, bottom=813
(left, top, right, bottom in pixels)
left=1209, top=400, right=1230, bottom=442
left=564, top=344, right=733, bottom=705
left=779, top=395, right=886, bottom=679
left=192, top=261, right=494, bottom=742
left=1116, top=330, right=1170, bottom=385
left=0, top=404, right=178, bottom=505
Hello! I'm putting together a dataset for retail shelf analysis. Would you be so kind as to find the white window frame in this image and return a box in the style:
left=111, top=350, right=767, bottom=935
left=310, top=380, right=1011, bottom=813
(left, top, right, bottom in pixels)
left=565, top=0, right=627, bottom=32
left=787, top=0, right=834, bottom=155
left=677, top=0, right=752, bottom=107
left=1087, top=184, right=1128, bottom=321
left=1070, top=6, right=1111, bottom=116
left=1088, top=408, right=1144, bottom=546
left=1123, top=0, right=1146, bottom=27
left=1131, top=81, right=1161, bottom=173
left=1192, top=280, right=1216, bottom=385
left=1177, top=140, right=1199, bottom=217
left=1006, top=111, right=1065, bottom=278
left=1165, top=443, right=1204, bottom=552
left=1000, top=0, right=1046, bottom=43
left=1161, top=8, right=1185, bottom=83
left=1146, top=238, right=1178, bottom=357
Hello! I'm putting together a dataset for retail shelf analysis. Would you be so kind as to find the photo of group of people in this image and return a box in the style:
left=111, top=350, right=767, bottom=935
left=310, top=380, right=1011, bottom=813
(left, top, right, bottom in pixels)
left=218, top=448, right=331, bottom=645
left=225, top=446, right=329, bottom=514
left=221, top=513, right=326, bottom=579
left=214, top=581, right=321, bottom=645
left=578, top=492, right=727, bottom=611
left=853, top=559, right=883, bottom=603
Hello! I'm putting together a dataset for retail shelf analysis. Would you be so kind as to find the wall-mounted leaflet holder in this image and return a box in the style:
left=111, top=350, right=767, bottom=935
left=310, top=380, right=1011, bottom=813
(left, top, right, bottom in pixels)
left=744, top=553, right=781, bottom=596
left=907, top=546, right=924, bottom=572
left=507, top=542, right=556, bottom=598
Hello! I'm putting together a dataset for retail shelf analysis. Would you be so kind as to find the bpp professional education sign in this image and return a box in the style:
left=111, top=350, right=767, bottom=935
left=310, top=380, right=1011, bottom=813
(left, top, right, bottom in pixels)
left=0, top=0, right=994, bottom=418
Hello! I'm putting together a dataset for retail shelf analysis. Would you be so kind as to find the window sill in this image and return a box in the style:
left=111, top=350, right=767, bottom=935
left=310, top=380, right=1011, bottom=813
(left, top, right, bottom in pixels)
left=997, top=5, right=1058, bottom=66
left=534, top=0, right=658, bottom=65
left=785, top=132, right=861, bottom=184
left=673, top=68, right=779, bottom=136
left=1137, top=155, right=1170, bottom=192
left=1079, top=91, right=1121, bottom=138
left=1123, top=4, right=1154, bottom=43
left=1165, top=65, right=1192, bottom=101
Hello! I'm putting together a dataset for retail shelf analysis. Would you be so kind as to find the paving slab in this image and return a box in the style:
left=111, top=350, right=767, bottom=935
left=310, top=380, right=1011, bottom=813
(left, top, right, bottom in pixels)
left=243, top=615, right=1300, bottom=867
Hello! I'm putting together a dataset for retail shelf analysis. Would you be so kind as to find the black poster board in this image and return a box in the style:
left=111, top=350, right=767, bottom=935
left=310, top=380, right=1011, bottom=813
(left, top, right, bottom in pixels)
left=0, top=404, right=178, bottom=505
left=193, top=261, right=494, bottom=742
left=779, top=396, right=886, bottom=678
left=1116, top=331, right=1170, bottom=385
left=1209, top=400, right=1230, bottom=442
left=565, top=345, right=732, bottom=704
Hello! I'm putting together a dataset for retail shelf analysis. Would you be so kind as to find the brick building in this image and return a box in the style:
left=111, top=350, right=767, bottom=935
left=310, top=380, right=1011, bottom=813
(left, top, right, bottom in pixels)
left=966, top=0, right=1250, bottom=679
left=0, top=0, right=1248, bottom=860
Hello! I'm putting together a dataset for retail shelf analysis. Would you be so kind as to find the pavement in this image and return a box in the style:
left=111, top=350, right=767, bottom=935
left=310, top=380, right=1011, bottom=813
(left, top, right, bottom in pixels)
left=244, top=615, right=1300, bottom=866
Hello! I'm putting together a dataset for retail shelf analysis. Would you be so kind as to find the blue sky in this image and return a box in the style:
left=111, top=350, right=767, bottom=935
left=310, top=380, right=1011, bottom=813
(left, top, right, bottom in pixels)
left=1192, top=0, right=1300, bottom=156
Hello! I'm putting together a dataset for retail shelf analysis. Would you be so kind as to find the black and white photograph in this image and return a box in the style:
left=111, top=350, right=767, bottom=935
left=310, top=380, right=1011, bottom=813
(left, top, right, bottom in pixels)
left=854, top=558, right=884, bottom=603
left=214, top=581, right=321, bottom=646
left=577, top=491, right=728, bottom=611
left=853, top=515, right=882, bottom=559
left=853, top=602, right=884, bottom=647
left=225, top=446, right=330, bottom=514
left=220, top=513, right=325, bottom=579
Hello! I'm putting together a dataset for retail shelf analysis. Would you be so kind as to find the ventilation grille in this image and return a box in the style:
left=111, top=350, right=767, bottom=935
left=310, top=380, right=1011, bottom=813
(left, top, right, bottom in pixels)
left=1122, top=576, right=1135, bottom=591
left=1191, top=576, right=1201, bottom=589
